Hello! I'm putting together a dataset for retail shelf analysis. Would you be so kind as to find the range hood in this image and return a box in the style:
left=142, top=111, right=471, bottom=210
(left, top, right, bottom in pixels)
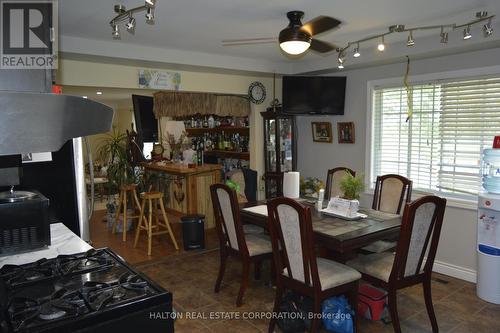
left=0, top=91, right=113, bottom=155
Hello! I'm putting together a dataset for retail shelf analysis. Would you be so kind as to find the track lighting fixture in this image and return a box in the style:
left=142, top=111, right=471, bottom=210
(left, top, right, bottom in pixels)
left=337, top=60, right=344, bottom=69
left=110, top=1, right=157, bottom=38
left=463, top=25, right=472, bottom=40
left=353, top=43, right=360, bottom=57
left=407, top=31, right=415, bottom=46
left=483, top=18, right=493, bottom=37
left=334, top=11, right=495, bottom=70
left=377, top=36, right=385, bottom=52
left=145, top=7, right=154, bottom=21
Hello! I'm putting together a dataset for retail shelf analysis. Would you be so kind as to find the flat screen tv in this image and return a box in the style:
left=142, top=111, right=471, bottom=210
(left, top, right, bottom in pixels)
left=132, top=95, right=158, bottom=142
left=282, top=76, right=346, bottom=115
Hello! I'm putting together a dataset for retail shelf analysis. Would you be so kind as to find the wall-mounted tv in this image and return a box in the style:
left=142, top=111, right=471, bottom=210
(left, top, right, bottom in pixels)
left=282, top=76, right=346, bottom=115
left=132, top=95, right=158, bottom=142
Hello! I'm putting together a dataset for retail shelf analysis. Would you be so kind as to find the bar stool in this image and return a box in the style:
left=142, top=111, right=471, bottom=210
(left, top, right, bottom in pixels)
left=113, top=184, right=143, bottom=242
left=134, top=191, right=179, bottom=256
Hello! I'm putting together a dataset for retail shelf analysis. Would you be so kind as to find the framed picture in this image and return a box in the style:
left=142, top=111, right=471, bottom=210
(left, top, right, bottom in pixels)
left=337, top=122, right=355, bottom=143
left=311, top=122, right=333, bottom=143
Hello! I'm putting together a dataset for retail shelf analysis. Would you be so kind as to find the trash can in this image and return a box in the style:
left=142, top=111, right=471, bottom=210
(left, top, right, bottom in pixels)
left=181, top=214, right=205, bottom=250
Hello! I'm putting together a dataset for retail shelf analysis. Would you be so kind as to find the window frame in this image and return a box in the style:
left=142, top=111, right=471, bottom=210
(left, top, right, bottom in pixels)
left=365, top=65, right=500, bottom=211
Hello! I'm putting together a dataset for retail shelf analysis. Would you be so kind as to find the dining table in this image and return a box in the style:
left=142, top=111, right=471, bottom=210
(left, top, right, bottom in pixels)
left=240, top=199, right=402, bottom=261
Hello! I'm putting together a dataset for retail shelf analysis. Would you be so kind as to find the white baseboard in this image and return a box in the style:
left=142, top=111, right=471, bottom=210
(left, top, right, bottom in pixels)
left=432, top=260, right=477, bottom=283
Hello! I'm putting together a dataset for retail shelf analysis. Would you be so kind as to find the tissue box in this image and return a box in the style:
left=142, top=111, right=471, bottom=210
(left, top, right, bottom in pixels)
left=327, top=197, right=359, bottom=217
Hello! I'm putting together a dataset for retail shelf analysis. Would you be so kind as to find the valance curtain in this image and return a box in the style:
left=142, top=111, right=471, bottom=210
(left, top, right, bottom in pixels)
left=153, top=91, right=250, bottom=118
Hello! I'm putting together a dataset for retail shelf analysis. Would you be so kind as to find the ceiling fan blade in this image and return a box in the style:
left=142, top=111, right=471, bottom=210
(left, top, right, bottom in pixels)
left=309, top=39, right=336, bottom=53
left=222, top=40, right=277, bottom=46
left=300, top=16, right=341, bottom=36
left=222, top=37, right=276, bottom=43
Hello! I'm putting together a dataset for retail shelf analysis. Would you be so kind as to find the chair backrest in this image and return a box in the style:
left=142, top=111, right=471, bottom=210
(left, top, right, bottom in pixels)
left=264, top=172, right=284, bottom=199
left=325, top=167, right=356, bottom=201
left=372, top=174, right=412, bottom=214
left=390, top=195, right=446, bottom=281
left=267, top=197, right=321, bottom=290
left=210, top=183, right=248, bottom=255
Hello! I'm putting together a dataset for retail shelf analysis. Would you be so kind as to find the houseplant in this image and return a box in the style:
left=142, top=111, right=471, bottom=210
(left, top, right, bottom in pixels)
left=339, top=171, right=365, bottom=200
left=300, top=177, right=325, bottom=198
left=97, top=128, right=138, bottom=231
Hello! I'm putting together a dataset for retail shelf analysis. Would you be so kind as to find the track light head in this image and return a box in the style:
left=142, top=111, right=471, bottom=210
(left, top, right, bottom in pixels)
left=440, top=31, right=449, bottom=43
left=145, top=0, right=156, bottom=7
left=337, top=62, right=344, bottom=69
left=126, top=16, right=136, bottom=31
left=337, top=51, right=346, bottom=64
left=111, top=24, right=120, bottom=39
left=483, top=19, right=493, bottom=37
left=463, top=26, right=472, bottom=40
left=145, top=7, right=155, bottom=21
left=353, top=44, right=360, bottom=58
left=407, top=31, right=415, bottom=47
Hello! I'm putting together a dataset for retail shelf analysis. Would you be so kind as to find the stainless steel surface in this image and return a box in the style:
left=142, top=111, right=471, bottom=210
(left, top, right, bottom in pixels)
left=0, top=92, right=113, bottom=156
left=0, top=69, right=51, bottom=93
left=0, top=189, right=38, bottom=203
left=73, top=138, right=90, bottom=242
left=84, top=137, right=95, bottom=221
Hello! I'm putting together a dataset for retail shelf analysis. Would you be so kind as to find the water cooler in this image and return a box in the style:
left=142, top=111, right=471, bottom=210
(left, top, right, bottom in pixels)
left=477, top=148, right=500, bottom=304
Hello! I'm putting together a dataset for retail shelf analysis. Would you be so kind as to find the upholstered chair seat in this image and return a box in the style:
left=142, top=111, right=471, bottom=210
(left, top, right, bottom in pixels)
left=283, top=257, right=361, bottom=290
left=245, top=233, right=273, bottom=256
left=243, top=224, right=266, bottom=234
left=347, top=252, right=395, bottom=282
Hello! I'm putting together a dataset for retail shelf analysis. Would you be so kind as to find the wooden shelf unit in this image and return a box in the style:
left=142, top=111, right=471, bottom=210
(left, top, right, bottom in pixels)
left=185, top=127, right=249, bottom=136
left=204, top=150, right=250, bottom=160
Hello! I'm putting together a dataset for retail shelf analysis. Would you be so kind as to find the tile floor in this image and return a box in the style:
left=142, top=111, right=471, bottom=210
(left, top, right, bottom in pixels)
left=136, top=249, right=500, bottom=333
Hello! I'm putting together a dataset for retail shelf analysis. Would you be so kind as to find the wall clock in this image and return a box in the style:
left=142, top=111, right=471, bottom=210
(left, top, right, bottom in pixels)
left=248, top=81, right=266, bottom=104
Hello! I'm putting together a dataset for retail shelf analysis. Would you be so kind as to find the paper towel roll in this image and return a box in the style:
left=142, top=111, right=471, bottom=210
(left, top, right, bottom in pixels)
left=283, top=172, right=300, bottom=198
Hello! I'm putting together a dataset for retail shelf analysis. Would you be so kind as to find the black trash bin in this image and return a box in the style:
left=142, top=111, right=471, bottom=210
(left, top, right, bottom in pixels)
left=181, top=214, right=205, bottom=250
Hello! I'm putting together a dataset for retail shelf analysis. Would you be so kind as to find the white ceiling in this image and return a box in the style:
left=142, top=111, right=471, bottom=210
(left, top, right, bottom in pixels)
left=60, top=0, right=500, bottom=73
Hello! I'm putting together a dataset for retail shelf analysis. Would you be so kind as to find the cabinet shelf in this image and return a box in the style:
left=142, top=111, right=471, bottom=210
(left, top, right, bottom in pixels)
left=204, top=150, right=250, bottom=160
left=185, top=127, right=249, bottom=136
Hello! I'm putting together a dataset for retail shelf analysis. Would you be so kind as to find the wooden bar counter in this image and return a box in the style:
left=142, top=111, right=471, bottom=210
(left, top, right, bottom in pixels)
left=141, top=162, right=222, bottom=229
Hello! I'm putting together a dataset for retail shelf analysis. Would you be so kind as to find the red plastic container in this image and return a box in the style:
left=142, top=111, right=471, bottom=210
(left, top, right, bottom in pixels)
left=357, top=284, right=387, bottom=320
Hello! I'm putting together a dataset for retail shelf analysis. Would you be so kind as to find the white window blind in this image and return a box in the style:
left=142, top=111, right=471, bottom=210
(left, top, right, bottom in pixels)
left=372, top=76, right=500, bottom=198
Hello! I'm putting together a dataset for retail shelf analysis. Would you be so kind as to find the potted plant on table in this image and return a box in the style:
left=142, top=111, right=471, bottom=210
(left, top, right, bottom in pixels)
left=300, top=177, right=325, bottom=198
left=328, top=171, right=365, bottom=217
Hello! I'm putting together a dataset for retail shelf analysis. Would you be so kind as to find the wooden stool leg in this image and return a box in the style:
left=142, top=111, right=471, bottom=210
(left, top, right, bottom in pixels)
left=159, top=198, right=179, bottom=250
left=113, top=190, right=124, bottom=234
left=148, top=198, right=153, bottom=256
left=134, top=198, right=146, bottom=248
left=133, top=190, right=148, bottom=228
left=122, top=190, right=128, bottom=242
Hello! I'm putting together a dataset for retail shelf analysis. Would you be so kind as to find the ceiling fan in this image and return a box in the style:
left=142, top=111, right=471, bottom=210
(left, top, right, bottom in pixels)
left=222, top=11, right=341, bottom=55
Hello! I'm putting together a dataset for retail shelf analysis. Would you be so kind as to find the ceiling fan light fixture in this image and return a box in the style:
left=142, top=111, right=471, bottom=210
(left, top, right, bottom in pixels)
left=280, top=40, right=310, bottom=55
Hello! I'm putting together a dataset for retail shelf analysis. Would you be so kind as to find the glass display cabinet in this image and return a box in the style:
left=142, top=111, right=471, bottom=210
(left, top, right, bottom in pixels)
left=261, top=109, right=297, bottom=198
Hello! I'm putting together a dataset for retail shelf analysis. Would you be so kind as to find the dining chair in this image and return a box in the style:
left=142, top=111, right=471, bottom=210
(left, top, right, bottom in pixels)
left=348, top=195, right=447, bottom=333
left=267, top=197, right=361, bottom=333
left=372, top=174, right=413, bottom=214
left=325, top=167, right=356, bottom=201
left=364, top=174, right=413, bottom=253
left=210, top=183, right=273, bottom=307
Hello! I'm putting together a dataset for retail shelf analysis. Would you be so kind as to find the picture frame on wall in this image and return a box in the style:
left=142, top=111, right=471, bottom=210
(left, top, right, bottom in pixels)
left=311, top=122, right=333, bottom=143
left=337, top=122, right=355, bottom=144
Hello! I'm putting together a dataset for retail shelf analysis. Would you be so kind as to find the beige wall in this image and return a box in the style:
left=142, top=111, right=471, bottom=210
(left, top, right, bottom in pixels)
left=58, top=58, right=282, bottom=197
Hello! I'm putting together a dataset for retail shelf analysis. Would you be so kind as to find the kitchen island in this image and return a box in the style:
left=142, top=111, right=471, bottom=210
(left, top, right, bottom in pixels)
left=141, top=162, right=222, bottom=228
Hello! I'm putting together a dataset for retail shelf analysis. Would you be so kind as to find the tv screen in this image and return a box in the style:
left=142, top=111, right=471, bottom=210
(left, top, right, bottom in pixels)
left=282, top=76, right=346, bottom=115
left=132, top=95, right=158, bottom=142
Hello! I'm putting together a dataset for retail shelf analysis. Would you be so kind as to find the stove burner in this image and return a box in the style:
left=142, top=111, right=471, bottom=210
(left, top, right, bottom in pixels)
left=120, top=273, right=148, bottom=291
left=7, top=297, right=40, bottom=330
left=0, top=259, right=55, bottom=287
left=39, top=303, right=66, bottom=321
left=58, top=249, right=113, bottom=276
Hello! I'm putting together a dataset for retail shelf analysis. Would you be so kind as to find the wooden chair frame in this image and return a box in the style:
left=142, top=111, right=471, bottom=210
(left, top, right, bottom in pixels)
left=372, top=174, right=413, bottom=214
left=361, top=195, right=446, bottom=333
left=267, top=197, right=358, bottom=333
left=210, top=183, right=272, bottom=307
left=325, top=167, right=356, bottom=201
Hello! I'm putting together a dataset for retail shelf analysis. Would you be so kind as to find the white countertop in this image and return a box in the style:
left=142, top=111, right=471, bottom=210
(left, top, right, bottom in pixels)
left=0, top=223, right=92, bottom=267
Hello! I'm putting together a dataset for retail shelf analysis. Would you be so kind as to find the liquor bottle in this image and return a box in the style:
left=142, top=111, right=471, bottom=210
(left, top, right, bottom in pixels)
left=203, top=116, right=208, bottom=128
left=208, top=115, right=215, bottom=129
left=190, top=117, right=195, bottom=128
left=219, top=132, right=224, bottom=150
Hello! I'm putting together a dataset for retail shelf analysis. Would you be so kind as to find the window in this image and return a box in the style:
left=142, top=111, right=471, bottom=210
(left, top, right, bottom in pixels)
left=371, top=76, right=500, bottom=198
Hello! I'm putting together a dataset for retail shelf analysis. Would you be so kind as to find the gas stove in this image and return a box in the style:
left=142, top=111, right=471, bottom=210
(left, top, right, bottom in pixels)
left=0, top=248, right=173, bottom=333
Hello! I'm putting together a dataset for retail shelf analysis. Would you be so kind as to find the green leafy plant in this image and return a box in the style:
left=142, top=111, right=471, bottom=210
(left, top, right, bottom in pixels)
left=339, top=171, right=365, bottom=200
left=97, top=128, right=137, bottom=191
left=300, top=177, right=325, bottom=196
